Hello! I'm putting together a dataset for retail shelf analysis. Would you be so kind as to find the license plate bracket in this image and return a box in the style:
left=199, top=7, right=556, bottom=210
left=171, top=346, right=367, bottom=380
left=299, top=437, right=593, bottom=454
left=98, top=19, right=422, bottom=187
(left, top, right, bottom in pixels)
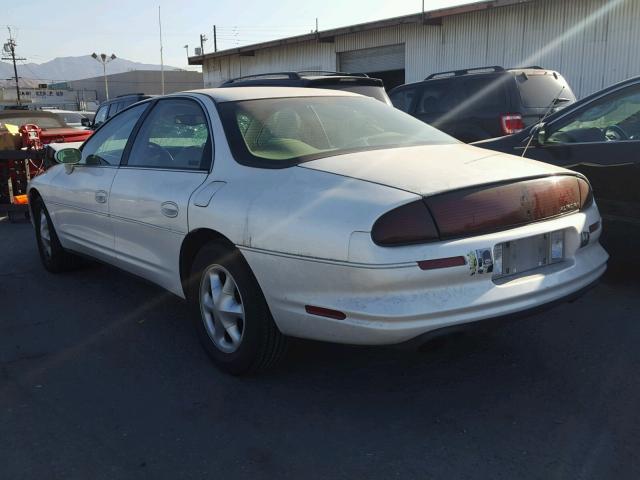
left=493, top=230, right=564, bottom=279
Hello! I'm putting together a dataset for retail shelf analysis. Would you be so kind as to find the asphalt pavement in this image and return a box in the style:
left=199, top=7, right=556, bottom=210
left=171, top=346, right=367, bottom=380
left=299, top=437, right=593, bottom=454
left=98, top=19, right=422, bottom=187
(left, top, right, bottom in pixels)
left=1, top=217, right=639, bottom=479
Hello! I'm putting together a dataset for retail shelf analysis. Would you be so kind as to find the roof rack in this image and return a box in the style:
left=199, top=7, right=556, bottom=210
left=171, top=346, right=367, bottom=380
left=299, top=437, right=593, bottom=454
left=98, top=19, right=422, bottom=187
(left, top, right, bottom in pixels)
left=222, top=71, right=369, bottom=85
left=511, top=65, right=544, bottom=70
left=425, top=66, right=505, bottom=80
left=116, top=93, right=145, bottom=98
left=296, top=70, right=369, bottom=78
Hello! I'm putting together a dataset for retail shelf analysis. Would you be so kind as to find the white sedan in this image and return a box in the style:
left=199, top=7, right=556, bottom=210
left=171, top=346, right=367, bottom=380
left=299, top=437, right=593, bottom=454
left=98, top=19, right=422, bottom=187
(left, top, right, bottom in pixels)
left=28, top=87, right=608, bottom=374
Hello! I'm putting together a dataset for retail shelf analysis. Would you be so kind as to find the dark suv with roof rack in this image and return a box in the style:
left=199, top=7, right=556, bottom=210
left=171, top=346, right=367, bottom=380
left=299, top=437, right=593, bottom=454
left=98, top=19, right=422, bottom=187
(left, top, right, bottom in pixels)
left=220, top=71, right=392, bottom=105
left=389, top=66, right=576, bottom=142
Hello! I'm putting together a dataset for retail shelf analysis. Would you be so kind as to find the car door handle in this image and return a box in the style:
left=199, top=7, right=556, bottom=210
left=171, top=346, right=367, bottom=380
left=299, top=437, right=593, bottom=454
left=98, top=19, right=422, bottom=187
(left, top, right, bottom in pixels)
left=161, top=201, right=179, bottom=218
left=95, top=190, right=108, bottom=204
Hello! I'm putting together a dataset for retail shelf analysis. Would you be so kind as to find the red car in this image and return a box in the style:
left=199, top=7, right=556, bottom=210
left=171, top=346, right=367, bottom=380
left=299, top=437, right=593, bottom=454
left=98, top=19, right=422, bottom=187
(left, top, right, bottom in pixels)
left=1, top=110, right=92, bottom=221
left=0, top=110, right=92, bottom=144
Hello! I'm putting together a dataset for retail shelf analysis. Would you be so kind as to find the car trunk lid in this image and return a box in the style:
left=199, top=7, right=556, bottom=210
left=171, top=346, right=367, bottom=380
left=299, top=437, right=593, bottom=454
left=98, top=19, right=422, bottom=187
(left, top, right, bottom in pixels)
left=299, top=143, right=567, bottom=196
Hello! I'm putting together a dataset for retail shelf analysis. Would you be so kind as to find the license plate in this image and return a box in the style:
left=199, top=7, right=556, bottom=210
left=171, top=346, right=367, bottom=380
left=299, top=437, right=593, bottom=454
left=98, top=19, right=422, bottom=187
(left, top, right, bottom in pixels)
left=493, top=230, right=565, bottom=279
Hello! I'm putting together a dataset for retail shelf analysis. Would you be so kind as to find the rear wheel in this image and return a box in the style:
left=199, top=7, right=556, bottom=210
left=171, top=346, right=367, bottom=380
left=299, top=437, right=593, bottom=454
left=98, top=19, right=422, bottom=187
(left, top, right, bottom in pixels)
left=189, top=243, right=287, bottom=374
left=33, top=198, right=81, bottom=273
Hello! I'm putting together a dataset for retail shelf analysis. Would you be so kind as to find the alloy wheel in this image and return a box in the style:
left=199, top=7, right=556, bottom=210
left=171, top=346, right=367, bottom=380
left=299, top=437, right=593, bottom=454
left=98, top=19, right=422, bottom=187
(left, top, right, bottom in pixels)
left=199, top=264, right=245, bottom=353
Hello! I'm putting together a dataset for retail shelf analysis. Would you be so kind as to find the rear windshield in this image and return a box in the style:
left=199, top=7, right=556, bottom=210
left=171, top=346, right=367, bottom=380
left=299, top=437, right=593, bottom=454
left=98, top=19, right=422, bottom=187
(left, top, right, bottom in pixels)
left=218, top=96, right=455, bottom=167
left=314, top=84, right=391, bottom=104
left=516, top=73, right=576, bottom=108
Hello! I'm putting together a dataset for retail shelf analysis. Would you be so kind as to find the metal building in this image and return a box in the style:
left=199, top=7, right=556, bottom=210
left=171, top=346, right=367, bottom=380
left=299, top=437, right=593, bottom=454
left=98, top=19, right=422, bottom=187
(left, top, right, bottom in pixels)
left=189, top=0, right=640, bottom=99
left=0, top=79, right=98, bottom=110
left=65, top=70, right=204, bottom=103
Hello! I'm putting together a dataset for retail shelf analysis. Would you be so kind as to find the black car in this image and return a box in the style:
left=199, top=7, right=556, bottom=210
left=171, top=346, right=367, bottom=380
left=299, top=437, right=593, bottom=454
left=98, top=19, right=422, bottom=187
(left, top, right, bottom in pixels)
left=91, top=93, right=152, bottom=129
left=220, top=71, right=392, bottom=105
left=389, top=66, right=575, bottom=142
left=475, top=75, right=640, bottom=271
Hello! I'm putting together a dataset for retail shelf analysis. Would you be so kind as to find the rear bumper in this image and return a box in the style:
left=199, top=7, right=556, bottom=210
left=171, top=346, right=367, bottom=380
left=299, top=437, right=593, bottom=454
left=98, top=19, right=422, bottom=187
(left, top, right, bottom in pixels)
left=397, top=275, right=600, bottom=348
left=241, top=203, right=607, bottom=345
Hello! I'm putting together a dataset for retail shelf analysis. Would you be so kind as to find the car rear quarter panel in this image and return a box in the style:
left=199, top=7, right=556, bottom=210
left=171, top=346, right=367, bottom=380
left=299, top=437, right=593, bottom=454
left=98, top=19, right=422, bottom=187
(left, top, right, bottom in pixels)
left=188, top=164, right=417, bottom=262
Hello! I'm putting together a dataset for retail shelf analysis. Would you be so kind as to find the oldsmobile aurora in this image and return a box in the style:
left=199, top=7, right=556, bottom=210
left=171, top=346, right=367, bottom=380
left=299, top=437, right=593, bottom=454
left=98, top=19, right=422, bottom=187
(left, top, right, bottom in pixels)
left=28, top=87, right=608, bottom=373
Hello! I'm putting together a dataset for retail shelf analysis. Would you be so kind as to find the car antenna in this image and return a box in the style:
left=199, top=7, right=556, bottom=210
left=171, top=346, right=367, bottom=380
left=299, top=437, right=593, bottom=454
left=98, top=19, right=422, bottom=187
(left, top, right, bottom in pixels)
left=521, top=85, right=565, bottom=157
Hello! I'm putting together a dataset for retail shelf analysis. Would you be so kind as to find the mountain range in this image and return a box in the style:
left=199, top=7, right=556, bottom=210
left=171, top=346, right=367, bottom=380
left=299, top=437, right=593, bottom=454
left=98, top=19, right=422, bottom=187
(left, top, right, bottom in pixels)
left=0, top=56, right=181, bottom=83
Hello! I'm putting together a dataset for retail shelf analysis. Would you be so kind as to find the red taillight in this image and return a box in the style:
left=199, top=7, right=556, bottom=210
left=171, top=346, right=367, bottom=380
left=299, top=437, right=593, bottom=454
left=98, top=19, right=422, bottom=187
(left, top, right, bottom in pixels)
left=500, top=113, right=525, bottom=135
left=371, top=200, right=439, bottom=246
left=577, top=177, right=593, bottom=209
left=426, top=176, right=584, bottom=240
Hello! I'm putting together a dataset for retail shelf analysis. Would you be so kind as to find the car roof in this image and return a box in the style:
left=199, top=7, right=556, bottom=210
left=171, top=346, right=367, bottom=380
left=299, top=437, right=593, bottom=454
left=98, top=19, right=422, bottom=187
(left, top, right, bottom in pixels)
left=221, top=73, right=384, bottom=89
left=184, top=86, right=360, bottom=103
left=101, top=94, right=151, bottom=104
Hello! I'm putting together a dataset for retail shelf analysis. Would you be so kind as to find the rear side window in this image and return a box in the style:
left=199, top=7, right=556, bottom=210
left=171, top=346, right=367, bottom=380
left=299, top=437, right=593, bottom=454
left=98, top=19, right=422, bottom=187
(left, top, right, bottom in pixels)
left=458, top=76, right=507, bottom=111
left=127, top=99, right=211, bottom=170
left=516, top=73, right=576, bottom=108
left=415, top=82, right=457, bottom=114
left=106, top=102, right=121, bottom=119
left=390, top=87, right=417, bottom=112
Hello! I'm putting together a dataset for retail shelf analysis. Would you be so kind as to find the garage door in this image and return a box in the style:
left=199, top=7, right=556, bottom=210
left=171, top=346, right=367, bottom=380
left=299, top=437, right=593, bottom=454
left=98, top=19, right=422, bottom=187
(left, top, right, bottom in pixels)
left=338, top=44, right=405, bottom=73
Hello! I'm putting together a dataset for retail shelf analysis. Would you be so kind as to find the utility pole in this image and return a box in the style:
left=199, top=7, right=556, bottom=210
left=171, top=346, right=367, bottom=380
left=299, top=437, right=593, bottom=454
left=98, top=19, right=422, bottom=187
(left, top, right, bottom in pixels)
left=184, top=44, right=189, bottom=62
left=213, top=25, right=217, bottom=52
left=91, top=52, right=116, bottom=100
left=2, top=28, right=26, bottom=106
left=159, top=6, right=165, bottom=95
left=200, top=33, right=207, bottom=56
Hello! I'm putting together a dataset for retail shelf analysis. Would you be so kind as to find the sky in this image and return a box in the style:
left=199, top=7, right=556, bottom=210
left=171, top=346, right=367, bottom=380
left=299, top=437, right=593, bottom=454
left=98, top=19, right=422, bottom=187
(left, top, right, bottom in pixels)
left=2, top=0, right=479, bottom=71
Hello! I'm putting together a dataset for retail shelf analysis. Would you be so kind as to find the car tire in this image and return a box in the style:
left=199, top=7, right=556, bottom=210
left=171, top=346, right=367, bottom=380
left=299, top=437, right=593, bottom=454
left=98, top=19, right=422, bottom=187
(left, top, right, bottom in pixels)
left=189, top=242, right=288, bottom=375
left=33, top=198, right=81, bottom=273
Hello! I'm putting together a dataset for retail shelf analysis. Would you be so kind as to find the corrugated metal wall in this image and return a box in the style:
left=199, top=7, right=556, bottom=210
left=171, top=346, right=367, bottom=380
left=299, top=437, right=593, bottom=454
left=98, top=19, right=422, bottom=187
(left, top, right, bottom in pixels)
left=203, top=0, right=640, bottom=98
left=203, top=41, right=335, bottom=87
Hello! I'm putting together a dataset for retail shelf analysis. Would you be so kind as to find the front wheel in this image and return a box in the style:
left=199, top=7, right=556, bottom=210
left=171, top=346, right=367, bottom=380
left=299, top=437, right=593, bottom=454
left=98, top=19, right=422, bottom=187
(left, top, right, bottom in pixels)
left=33, top=198, right=80, bottom=273
left=189, top=243, right=288, bottom=374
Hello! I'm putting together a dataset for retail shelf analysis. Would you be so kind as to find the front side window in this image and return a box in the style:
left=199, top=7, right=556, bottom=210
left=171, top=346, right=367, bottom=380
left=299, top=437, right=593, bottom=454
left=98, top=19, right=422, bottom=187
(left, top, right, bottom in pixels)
left=93, top=106, right=108, bottom=126
left=80, top=103, right=148, bottom=166
left=547, top=85, right=640, bottom=144
left=218, top=96, right=456, bottom=167
left=127, top=99, right=211, bottom=170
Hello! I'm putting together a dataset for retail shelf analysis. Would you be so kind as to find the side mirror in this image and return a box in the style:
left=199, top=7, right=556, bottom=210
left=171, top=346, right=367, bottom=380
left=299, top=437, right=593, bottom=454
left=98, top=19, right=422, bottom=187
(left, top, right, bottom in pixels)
left=81, top=118, right=91, bottom=127
left=55, top=147, right=82, bottom=165
left=537, top=128, right=547, bottom=146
